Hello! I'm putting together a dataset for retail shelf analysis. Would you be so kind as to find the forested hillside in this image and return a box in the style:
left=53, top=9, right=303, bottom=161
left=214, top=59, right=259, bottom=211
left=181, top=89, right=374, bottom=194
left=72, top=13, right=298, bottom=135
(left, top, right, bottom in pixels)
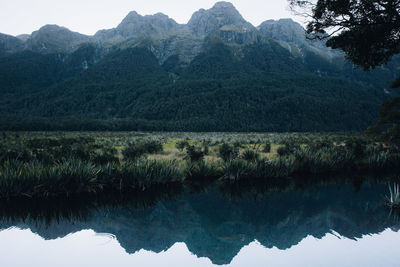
left=0, top=2, right=398, bottom=131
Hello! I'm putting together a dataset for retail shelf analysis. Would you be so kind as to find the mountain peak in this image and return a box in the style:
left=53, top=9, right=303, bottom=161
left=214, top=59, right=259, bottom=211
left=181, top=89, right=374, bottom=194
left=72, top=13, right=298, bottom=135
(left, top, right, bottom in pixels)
left=119, top=11, right=177, bottom=26
left=32, top=24, right=89, bottom=39
left=37, top=24, right=66, bottom=31
left=259, top=18, right=300, bottom=27
left=118, top=11, right=142, bottom=27
left=188, top=1, right=248, bottom=36
left=27, top=24, right=89, bottom=53
left=151, top=12, right=170, bottom=19
left=212, top=1, right=236, bottom=9
left=258, top=18, right=306, bottom=44
left=95, top=10, right=180, bottom=41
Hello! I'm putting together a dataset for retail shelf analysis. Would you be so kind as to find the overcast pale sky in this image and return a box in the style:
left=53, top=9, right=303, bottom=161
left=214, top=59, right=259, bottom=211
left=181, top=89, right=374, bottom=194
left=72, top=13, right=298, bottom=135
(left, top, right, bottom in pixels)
left=0, top=0, right=301, bottom=36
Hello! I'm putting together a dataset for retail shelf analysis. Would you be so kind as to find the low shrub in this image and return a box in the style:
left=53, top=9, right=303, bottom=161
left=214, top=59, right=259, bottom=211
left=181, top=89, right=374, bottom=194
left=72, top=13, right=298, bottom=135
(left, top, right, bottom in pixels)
left=277, top=146, right=289, bottom=157
left=144, top=140, right=163, bottom=154
left=202, top=143, right=210, bottom=155
left=242, top=149, right=259, bottom=162
left=218, top=143, right=239, bottom=162
left=176, top=140, right=189, bottom=151
left=263, top=143, right=271, bottom=153
left=345, top=139, right=366, bottom=159
left=122, top=143, right=147, bottom=161
left=122, top=140, right=163, bottom=161
left=185, top=145, right=205, bottom=162
left=91, top=147, right=119, bottom=165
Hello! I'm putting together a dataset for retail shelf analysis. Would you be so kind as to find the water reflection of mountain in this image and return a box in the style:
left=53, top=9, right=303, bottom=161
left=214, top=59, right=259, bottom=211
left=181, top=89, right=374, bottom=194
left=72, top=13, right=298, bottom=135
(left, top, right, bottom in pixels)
left=0, top=182, right=398, bottom=265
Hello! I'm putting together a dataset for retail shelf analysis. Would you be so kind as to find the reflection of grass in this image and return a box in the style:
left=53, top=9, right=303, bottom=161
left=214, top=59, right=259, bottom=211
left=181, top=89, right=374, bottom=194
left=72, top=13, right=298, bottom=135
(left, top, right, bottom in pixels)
left=0, top=183, right=184, bottom=223
left=387, top=184, right=400, bottom=208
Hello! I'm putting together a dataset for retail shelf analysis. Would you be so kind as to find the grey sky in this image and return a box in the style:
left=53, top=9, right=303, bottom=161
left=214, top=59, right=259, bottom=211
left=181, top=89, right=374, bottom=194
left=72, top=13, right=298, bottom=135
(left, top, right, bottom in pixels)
left=0, top=0, right=301, bottom=36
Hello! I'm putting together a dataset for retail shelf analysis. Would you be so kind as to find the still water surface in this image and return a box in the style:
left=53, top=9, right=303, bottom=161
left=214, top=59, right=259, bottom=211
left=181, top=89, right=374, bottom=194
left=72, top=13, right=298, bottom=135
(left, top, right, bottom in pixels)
left=0, top=179, right=399, bottom=266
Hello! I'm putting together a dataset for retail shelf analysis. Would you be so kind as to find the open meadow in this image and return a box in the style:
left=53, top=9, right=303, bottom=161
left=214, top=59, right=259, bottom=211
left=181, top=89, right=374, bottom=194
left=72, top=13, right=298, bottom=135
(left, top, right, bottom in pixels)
left=0, top=131, right=399, bottom=199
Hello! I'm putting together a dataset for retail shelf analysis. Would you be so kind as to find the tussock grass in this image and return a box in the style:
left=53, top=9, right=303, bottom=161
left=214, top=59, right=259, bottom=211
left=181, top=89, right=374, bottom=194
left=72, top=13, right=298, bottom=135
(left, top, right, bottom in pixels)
left=0, top=159, right=103, bottom=198
left=387, top=183, right=400, bottom=208
left=0, top=159, right=184, bottom=198
left=0, top=132, right=398, bottom=199
left=118, top=160, right=184, bottom=190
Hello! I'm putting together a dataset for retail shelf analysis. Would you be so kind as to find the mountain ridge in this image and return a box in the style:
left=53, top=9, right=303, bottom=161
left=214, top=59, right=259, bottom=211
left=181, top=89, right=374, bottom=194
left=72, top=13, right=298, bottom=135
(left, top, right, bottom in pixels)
left=0, top=2, right=315, bottom=60
left=0, top=1, right=398, bottom=132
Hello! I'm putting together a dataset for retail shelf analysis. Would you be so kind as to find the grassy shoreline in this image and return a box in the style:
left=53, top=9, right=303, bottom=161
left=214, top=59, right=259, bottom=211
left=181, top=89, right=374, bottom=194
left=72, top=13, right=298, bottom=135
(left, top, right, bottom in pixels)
left=0, top=132, right=399, bottom=199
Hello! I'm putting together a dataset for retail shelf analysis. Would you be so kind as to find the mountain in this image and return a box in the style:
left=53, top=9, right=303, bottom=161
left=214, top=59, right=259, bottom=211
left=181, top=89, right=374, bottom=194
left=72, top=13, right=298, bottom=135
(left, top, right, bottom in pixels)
left=0, top=33, right=24, bottom=56
left=94, top=12, right=182, bottom=43
left=188, top=1, right=255, bottom=36
left=259, top=19, right=306, bottom=44
left=0, top=1, right=398, bottom=131
left=0, top=182, right=397, bottom=265
left=24, top=25, right=90, bottom=53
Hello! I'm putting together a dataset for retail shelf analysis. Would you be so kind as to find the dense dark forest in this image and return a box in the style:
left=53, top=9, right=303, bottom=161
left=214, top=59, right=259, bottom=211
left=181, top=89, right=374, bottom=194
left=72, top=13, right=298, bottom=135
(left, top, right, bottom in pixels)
left=0, top=40, right=396, bottom=132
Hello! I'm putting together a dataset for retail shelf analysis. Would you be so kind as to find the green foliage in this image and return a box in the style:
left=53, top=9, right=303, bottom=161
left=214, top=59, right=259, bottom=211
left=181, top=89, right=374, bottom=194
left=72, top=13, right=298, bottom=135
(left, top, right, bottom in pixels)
left=376, top=97, right=400, bottom=144
left=277, top=142, right=300, bottom=157
left=242, top=149, right=259, bottom=162
left=184, top=161, right=221, bottom=181
left=0, top=40, right=392, bottom=132
left=92, top=148, right=119, bottom=165
left=0, top=132, right=399, bottom=199
left=184, top=40, right=241, bottom=80
left=185, top=145, right=205, bottom=162
left=290, top=0, right=400, bottom=142
left=176, top=140, right=189, bottom=151
left=345, top=139, right=366, bottom=159
left=118, top=160, right=184, bottom=190
left=218, top=143, right=239, bottom=162
left=366, top=151, right=400, bottom=170
left=0, top=159, right=103, bottom=198
left=121, top=143, right=146, bottom=161
left=143, top=140, right=164, bottom=154
left=202, top=141, right=210, bottom=155
left=290, top=147, right=356, bottom=174
left=277, top=146, right=289, bottom=157
left=263, top=143, right=271, bottom=153
left=308, top=140, right=332, bottom=151
left=122, top=140, right=163, bottom=161
left=290, top=0, right=400, bottom=70
left=222, top=159, right=252, bottom=181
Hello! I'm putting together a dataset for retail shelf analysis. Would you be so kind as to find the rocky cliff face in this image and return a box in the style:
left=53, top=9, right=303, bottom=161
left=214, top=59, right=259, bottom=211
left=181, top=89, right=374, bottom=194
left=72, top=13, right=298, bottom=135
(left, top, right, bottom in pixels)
left=24, top=25, right=90, bottom=53
left=0, top=33, right=24, bottom=55
left=94, top=12, right=184, bottom=43
left=258, top=18, right=337, bottom=59
left=0, top=1, right=334, bottom=63
left=187, top=2, right=254, bottom=36
left=258, top=19, right=306, bottom=45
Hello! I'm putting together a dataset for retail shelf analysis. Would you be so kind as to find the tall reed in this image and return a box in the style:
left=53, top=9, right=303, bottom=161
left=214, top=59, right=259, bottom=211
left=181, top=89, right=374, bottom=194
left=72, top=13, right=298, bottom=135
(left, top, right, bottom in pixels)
left=387, top=183, right=400, bottom=208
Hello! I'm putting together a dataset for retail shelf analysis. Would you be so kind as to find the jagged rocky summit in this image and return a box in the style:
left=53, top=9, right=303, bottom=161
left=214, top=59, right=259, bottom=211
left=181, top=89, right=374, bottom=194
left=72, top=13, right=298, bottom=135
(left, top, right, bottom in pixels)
left=0, top=1, right=331, bottom=62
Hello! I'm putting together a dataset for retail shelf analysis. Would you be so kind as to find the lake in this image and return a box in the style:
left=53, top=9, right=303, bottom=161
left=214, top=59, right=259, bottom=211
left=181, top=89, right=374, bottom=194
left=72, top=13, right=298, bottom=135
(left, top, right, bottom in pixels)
left=0, top=177, right=399, bottom=266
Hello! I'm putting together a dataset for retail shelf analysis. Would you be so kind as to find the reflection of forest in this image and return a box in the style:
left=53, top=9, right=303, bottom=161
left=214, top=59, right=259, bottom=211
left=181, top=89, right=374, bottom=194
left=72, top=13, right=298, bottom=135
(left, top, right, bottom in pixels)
left=0, top=178, right=398, bottom=265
